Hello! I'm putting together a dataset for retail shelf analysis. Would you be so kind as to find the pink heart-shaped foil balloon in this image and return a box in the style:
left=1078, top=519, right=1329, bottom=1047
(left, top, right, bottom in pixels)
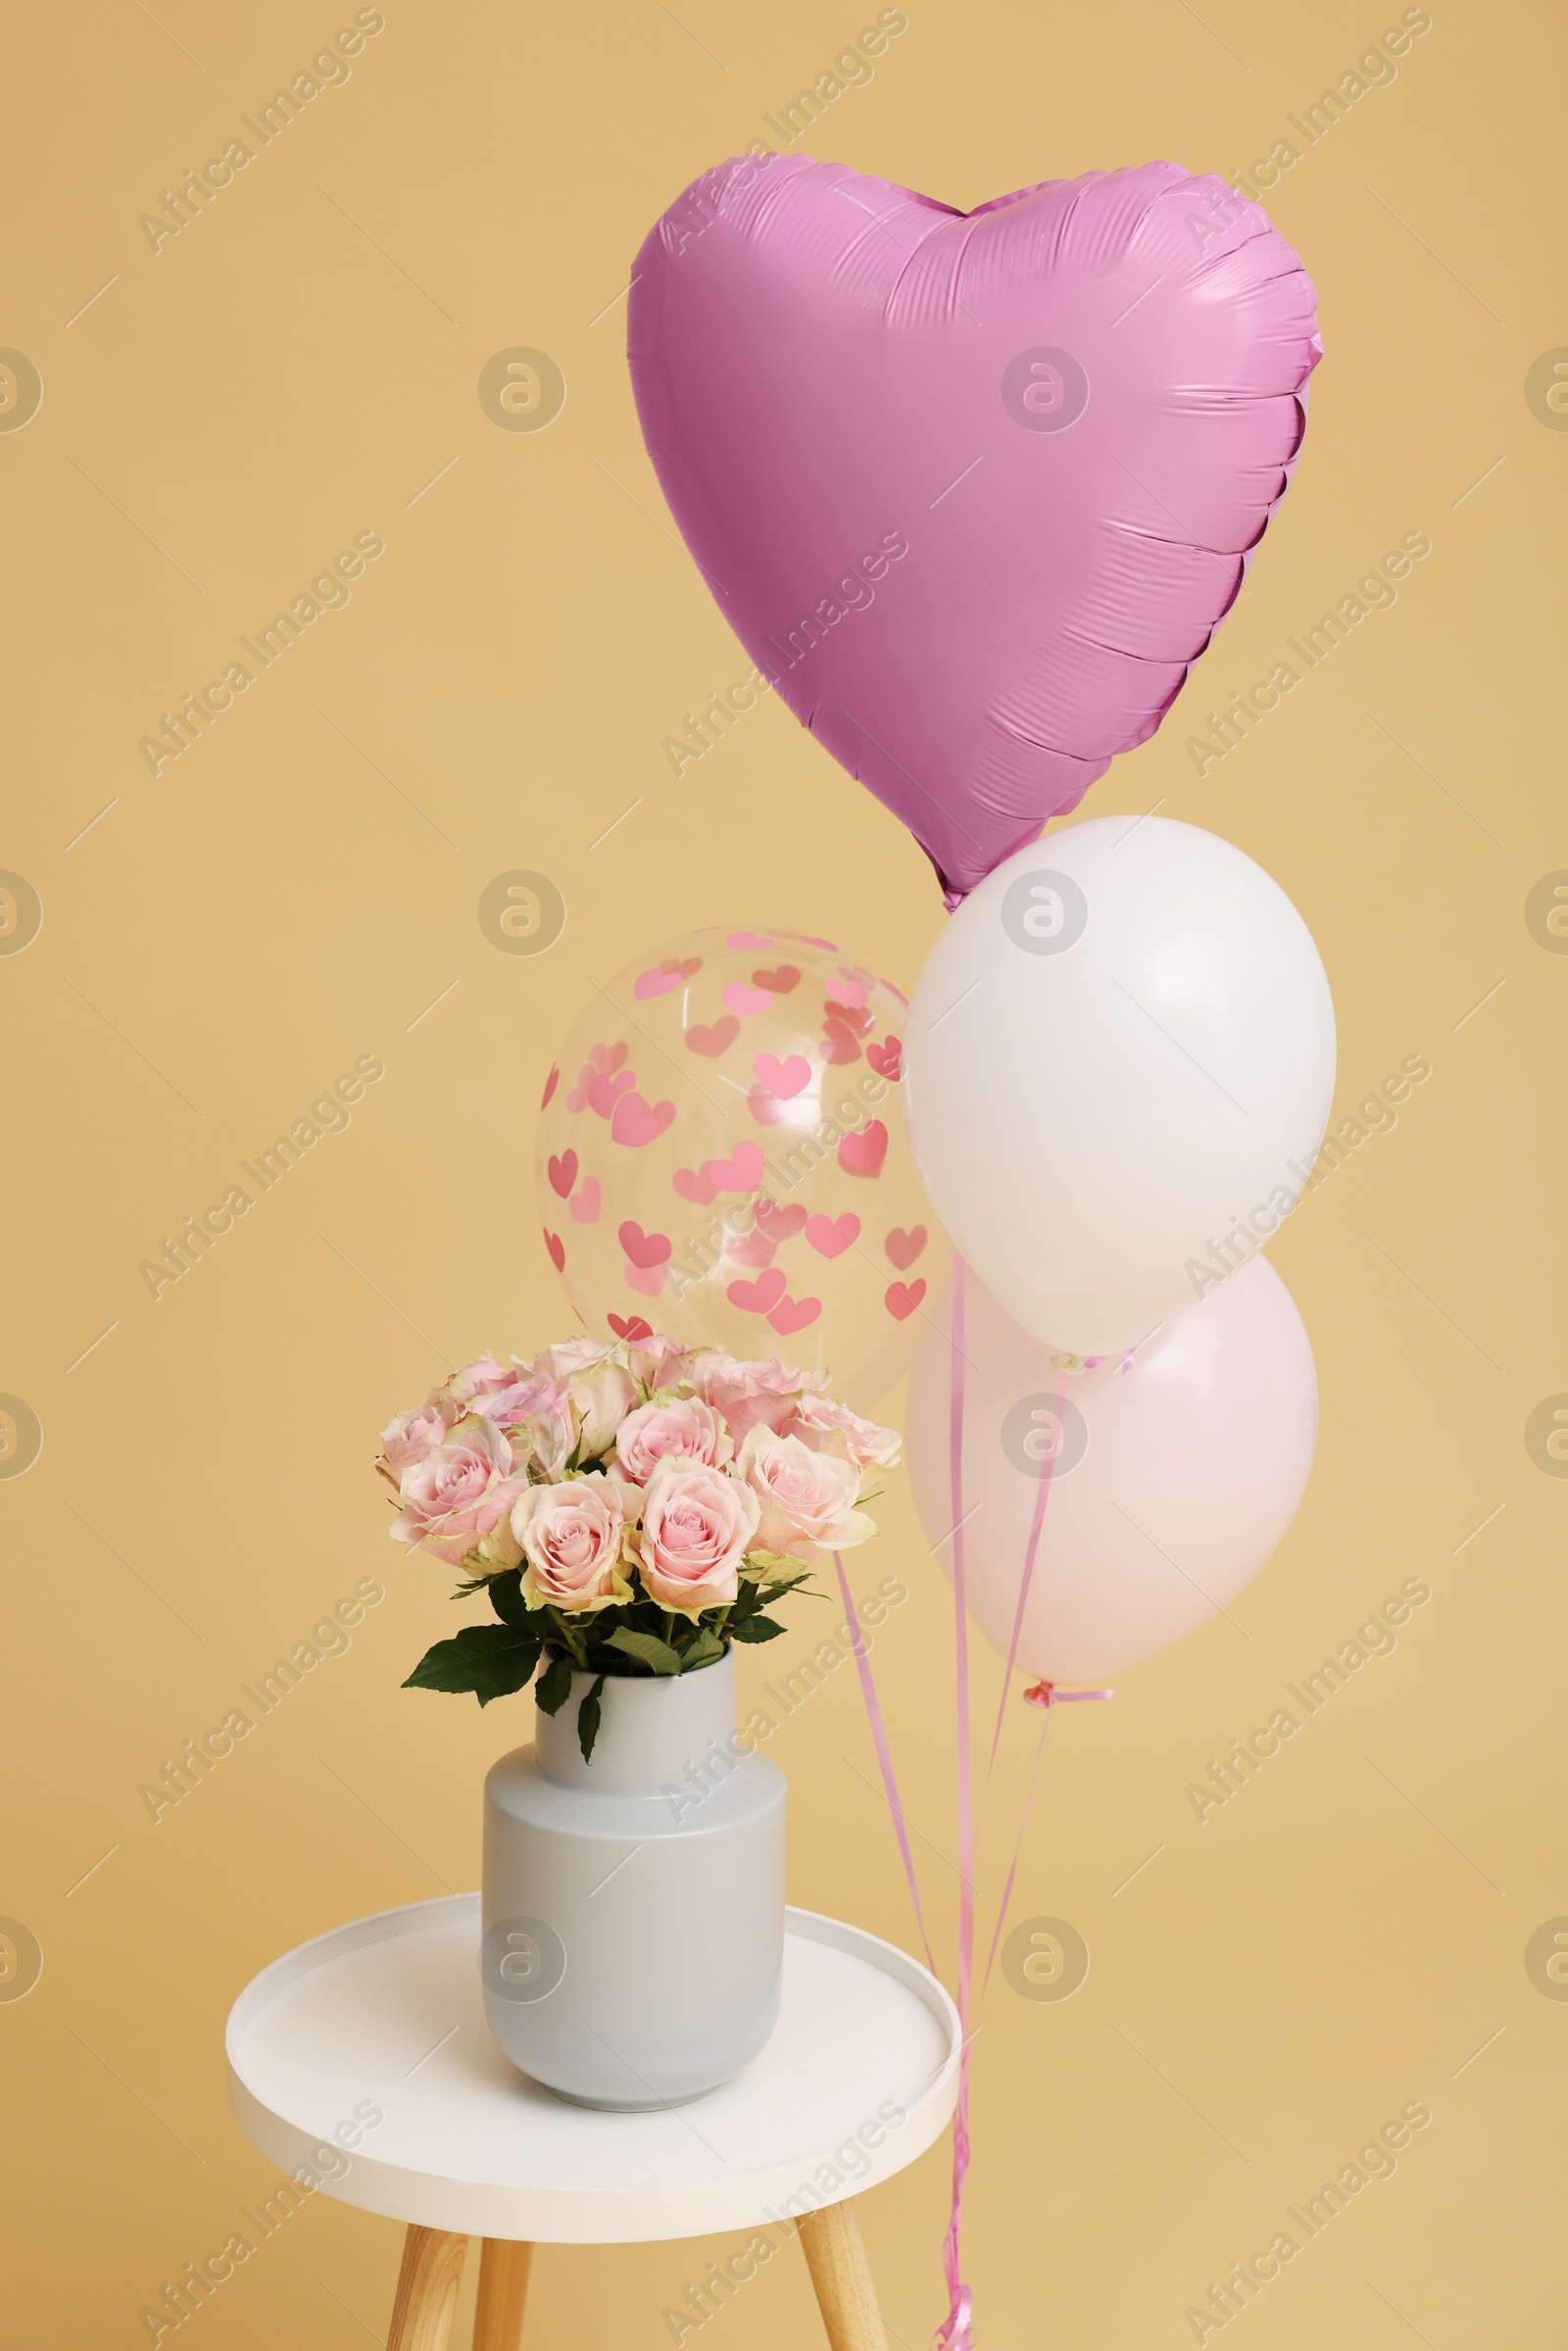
left=630, top=157, right=1320, bottom=900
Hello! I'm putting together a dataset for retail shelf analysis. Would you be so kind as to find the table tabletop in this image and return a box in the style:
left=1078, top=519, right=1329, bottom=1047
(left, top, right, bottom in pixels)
left=226, top=1893, right=960, bottom=2243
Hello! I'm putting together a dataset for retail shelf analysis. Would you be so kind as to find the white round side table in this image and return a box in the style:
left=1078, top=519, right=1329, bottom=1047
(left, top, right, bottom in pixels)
left=226, top=1892, right=960, bottom=2351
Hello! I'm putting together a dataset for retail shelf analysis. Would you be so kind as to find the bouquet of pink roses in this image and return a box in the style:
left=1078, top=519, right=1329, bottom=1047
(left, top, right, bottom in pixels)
left=376, top=1333, right=901, bottom=1760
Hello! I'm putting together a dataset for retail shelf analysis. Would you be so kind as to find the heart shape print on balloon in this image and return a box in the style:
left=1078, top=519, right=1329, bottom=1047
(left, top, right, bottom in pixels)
left=536, top=926, right=950, bottom=1411
left=630, top=157, right=1320, bottom=900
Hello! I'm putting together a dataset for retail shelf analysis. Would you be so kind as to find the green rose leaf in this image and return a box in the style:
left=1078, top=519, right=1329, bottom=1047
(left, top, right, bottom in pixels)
left=535, top=1653, right=574, bottom=1715
left=680, top=1626, right=727, bottom=1672
left=487, top=1568, right=534, bottom=1628
left=403, top=1625, right=542, bottom=1705
left=577, top=1673, right=608, bottom=1763
left=729, top=1614, right=787, bottom=1643
left=606, top=1626, right=684, bottom=1677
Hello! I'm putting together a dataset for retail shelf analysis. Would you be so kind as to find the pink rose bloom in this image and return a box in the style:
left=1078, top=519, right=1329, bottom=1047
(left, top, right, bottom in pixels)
left=628, top=1334, right=703, bottom=1389
left=698, top=1353, right=831, bottom=1445
left=567, top=1359, right=641, bottom=1459
left=391, top=1414, right=523, bottom=1568
left=533, top=1335, right=704, bottom=1410
left=380, top=1403, right=447, bottom=1473
left=533, top=1337, right=614, bottom=1383
left=507, top=1405, right=575, bottom=1483
left=737, top=1426, right=873, bottom=1555
left=428, top=1353, right=516, bottom=1424
left=615, top=1397, right=733, bottom=1485
left=460, top=1371, right=574, bottom=1482
left=638, top=1460, right=760, bottom=1614
left=469, top=1370, right=560, bottom=1429
left=785, top=1394, right=902, bottom=1473
left=511, top=1474, right=631, bottom=1612
left=469, top=1516, right=523, bottom=1575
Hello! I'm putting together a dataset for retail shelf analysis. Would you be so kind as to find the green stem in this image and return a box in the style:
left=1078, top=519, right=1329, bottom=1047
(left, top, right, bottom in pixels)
left=548, top=1606, right=589, bottom=1669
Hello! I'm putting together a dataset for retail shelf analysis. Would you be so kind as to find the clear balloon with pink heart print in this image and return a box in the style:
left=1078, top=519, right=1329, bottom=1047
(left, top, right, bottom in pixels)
left=536, top=925, right=950, bottom=1412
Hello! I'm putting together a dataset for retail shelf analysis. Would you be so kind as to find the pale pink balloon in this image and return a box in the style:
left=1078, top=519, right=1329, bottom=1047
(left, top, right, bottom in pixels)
left=905, top=1257, right=1316, bottom=1685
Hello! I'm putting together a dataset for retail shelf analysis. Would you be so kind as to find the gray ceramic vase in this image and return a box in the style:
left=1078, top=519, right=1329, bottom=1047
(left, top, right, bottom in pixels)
left=480, top=1651, right=785, bottom=2108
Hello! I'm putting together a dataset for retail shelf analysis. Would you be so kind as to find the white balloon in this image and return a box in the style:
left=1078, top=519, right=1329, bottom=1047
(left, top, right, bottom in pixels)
left=905, top=1257, right=1318, bottom=1686
left=905, top=817, right=1335, bottom=1355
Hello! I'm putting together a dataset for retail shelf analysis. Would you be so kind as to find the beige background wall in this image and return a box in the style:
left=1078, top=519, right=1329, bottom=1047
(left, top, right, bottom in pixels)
left=3, top=0, right=1563, bottom=2342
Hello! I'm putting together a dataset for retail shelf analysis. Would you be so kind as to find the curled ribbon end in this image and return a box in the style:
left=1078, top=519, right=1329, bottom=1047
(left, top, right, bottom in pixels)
left=933, top=2284, right=975, bottom=2351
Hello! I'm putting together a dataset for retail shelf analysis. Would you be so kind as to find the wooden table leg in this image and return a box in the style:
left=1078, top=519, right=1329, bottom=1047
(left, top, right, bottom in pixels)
left=473, top=2239, right=534, bottom=2350
left=798, top=2200, right=890, bottom=2351
left=387, top=2224, right=467, bottom=2351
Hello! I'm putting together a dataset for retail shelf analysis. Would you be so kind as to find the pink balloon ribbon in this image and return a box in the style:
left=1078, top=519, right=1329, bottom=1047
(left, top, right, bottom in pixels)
left=831, top=1549, right=938, bottom=1978
left=982, top=1379, right=1061, bottom=1783
left=979, top=1681, right=1115, bottom=2004
left=936, top=1257, right=975, bottom=2351
left=837, top=1259, right=1113, bottom=2349
left=980, top=1702, right=1055, bottom=2004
